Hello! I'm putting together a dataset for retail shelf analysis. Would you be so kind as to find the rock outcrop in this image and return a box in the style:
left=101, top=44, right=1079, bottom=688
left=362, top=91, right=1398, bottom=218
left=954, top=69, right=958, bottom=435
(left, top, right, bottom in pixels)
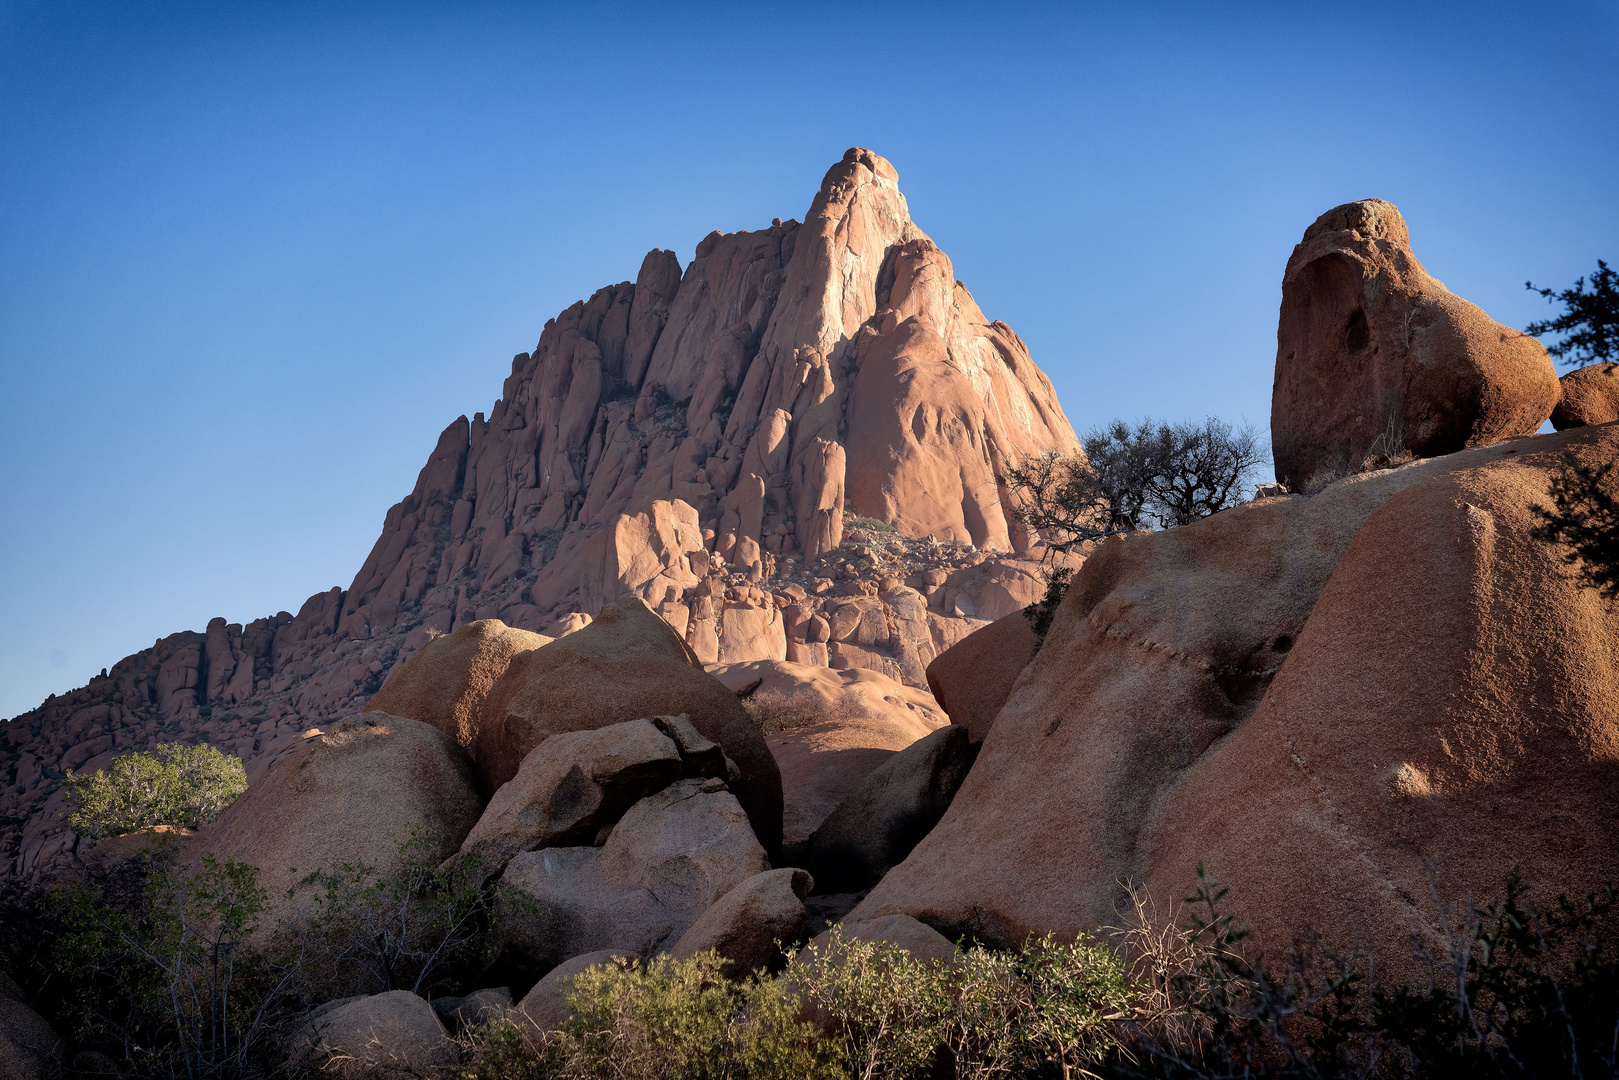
left=1551, top=362, right=1619, bottom=429
left=800, top=725, right=976, bottom=893
left=670, top=867, right=813, bottom=976
left=852, top=427, right=1619, bottom=971
left=497, top=778, right=770, bottom=976
left=2, top=147, right=1079, bottom=888
left=1272, top=199, right=1558, bottom=490
left=710, top=660, right=947, bottom=846
left=192, top=714, right=483, bottom=936
left=473, top=599, right=783, bottom=852
left=289, top=991, right=455, bottom=1079
left=364, top=619, right=550, bottom=751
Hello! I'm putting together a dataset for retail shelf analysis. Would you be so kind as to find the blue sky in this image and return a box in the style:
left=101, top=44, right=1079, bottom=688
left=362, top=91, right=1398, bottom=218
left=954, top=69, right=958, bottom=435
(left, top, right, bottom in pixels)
left=2, top=1, right=1615, bottom=718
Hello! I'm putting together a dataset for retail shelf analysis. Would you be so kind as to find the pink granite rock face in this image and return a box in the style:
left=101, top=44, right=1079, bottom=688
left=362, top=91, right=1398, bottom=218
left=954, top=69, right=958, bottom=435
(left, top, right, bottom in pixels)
left=0, top=149, right=1080, bottom=886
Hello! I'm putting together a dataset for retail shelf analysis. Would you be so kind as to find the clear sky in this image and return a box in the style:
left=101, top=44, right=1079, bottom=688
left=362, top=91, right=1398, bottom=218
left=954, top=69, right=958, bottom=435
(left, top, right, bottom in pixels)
left=2, top=1, right=1616, bottom=718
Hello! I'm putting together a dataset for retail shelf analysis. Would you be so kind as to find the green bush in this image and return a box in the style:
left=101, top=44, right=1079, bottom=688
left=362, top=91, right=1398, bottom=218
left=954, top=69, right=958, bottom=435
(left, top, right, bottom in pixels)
left=463, top=950, right=840, bottom=1080
left=46, top=846, right=306, bottom=1080
left=294, top=825, right=517, bottom=998
left=65, top=742, right=247, bottom=844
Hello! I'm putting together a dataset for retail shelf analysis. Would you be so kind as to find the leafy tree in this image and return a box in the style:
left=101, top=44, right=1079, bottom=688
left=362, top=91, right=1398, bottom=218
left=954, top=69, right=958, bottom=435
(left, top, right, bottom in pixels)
left=1530, top=451, right=1619, bottom=597
left=65, top=743, right=247, bottom=845
left=1526, top=259, right=1618, bottom=366
left=47, top=847, right=309, bottom=1080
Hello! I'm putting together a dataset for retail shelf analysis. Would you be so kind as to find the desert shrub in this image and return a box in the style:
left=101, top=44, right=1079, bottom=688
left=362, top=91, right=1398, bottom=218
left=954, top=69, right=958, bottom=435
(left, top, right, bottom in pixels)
left=294, top=825, right=516, bottom=998
left=792, top=926, right=1128, bottom=1080
left=1115, top=867, right=1619, bottom=1078
left=461, top=950, right=840, bottom=1080
left=742, top=688, right=846, bottom=736
left=848, top=515, right=898, bottom=534
left=45, top=847, right=308, bottom=1080
left=64, top=742, right=247, bottom=845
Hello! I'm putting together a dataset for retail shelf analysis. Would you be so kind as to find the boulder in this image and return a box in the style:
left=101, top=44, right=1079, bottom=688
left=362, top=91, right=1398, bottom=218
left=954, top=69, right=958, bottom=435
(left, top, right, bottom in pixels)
left=449, top=718, right=683, bottom=882
left=852, top=428, right=1619, bottom=972
left=436, top=987, right=512, bottom=1030
left=290, top=990, right=454, bottom=1079
left=670, top=867, right=814, bottom=976
left=0, top=972, right=60, bottom=1080
left=925, top=611, right=1037, bottom=741
left=365, top=619, right=551, bottom=752
left=800, top=725, right=976, bottom=893
left=1272, top=199, right=1558, bottom=491
left=475, top=599, right=783, bottom=852
left=497, top=779, right=770, bottom=975
left=711, top=660, right=946, bottom=846
left=517, top=950, right=625, bottom=1033
left=1551, top=362, right=1619, bottom=429
left=193, top=715, right=483, bottom=937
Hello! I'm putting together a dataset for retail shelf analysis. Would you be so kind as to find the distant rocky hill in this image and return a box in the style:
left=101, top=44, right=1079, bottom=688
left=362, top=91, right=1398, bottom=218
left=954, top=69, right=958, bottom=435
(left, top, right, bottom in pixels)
left=0, top=148, right=1080, bottom=884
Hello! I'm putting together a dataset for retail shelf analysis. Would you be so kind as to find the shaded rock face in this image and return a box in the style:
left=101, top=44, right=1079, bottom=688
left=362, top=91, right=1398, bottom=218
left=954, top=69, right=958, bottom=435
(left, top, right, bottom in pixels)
left=1551, top=362, right=1619, bottom=429
left=497, top=779, right=770, bottom=976
left=473, top=599, right=783, bottom=853
left=1272, top=199, right=1558, bottom=491
left=3, top=148, right=1079, bottom=888
left=290, top=990, right=454, bottom=1080
left=0, top=972, right=60, bottom=1080
left=801, top=724, right=976, bottom=893
left=853, top=428, right=1619, bottom=972
left=192, top=714, right=484, bottom=938
left=670, top=867, right=813, bottom=976
left=925, top=610, right=1037, bottom=741
left=711, top=659, right=948, bottom=846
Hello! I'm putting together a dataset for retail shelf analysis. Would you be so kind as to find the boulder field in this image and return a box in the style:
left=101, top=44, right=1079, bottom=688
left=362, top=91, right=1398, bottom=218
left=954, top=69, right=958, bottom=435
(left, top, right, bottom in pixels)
left=854, top=424, right=1619, bottom=973
left=0, top=147, right=1076, bottom=887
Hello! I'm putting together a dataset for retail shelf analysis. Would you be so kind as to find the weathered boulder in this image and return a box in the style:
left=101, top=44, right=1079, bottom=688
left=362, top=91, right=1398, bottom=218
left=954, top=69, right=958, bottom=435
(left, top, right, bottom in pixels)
left=450, top=718, right=682, bottom=882
left=1272, top=199, right=1558, bottom=490
left=194, top=715, right=483, bottom=936
left=670, top=867, right=813, bottom=976
left=0, top=972, right=60, bottom=1080
left=925, top=611, right=1037, bottom=741
left=434, top=987, right=512, bottom=1031
left=712, top=660, right=946, bottom=846
left=365, top=619, right=550, bottom=751
left=475, top=598, right=783, bottom=852
left=801, top=725, right=976, bottom=893
left=852, top=428, right=1619, bottom=972
left=1551, top=362, right=1619, bottom=429
left=497, top=779, right=769, bottom=975
left=517, top=950, right=624, bottom=1033
left=290, top=990, right=455, bottom=1079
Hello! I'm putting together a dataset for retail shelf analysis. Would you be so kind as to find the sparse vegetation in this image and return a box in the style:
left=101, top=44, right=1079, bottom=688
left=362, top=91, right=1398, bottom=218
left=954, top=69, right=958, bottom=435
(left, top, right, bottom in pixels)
left=1530, top=451, right=1619, bottom=598
left=64, top=742, right=247, bottom=845
left=1526, top=259, right=1618, bottom=366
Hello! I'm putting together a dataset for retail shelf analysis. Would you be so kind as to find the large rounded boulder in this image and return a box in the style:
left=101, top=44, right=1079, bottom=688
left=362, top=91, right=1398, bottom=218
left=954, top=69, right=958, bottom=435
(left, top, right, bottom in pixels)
left=1272, top=199, right=1559, bottom=491
left=851, top=427, right=1619, bottom=975
left=365, top=619, right=551, bottom=751
left=475, top=598, right=783, bottom=852
left=1551, top=362, right=1619, bottom=430
left=194, top=713, right=484, bottom=936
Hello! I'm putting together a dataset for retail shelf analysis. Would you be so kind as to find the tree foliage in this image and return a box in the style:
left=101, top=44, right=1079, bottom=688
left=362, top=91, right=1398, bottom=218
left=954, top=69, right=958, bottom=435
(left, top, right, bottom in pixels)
left=1529, top=451, right=1619, bottom=598
left=1001, top=418, right=1268, bottom=558
left=1526, top=259, right=1618, bottom=366
left=65, top=743, right=247, bottom=845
